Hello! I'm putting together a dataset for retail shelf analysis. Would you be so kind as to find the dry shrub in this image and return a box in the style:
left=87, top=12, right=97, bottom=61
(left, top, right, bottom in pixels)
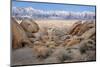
left=51, top=47, right=72, bottom=62
left=45, top=41, right=57, bottom=48
left=84, top=50, right=96, bottom=61
left=78, top=39, right=95, bottom=54
left=66, top=47, right=82, bottom=60
left=44, top=57, right=61, bottom=63
left=64, top=39, right=96, bottom=61
left=33, top=46, right=52, bottom=59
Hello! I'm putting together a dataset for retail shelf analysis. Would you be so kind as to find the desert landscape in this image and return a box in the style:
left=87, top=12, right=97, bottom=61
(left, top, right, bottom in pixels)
left=11, top=1, right=96, bottom=66
left=11, top=18, right=96, bottom=66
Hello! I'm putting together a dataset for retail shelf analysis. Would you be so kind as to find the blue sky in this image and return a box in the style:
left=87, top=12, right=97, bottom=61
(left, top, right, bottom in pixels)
left=12, top=1, right=95, bottom=12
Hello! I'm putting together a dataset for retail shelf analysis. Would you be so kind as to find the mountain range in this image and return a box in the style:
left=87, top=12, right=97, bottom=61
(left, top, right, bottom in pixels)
left=12, top=7, right=95, bottom=20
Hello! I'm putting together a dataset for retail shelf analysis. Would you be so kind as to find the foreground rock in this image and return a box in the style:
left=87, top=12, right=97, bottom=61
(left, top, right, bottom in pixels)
left=81, top=27, right=95, bottom=39
left=20, top=19, right=39, bottom=38
left=12, top=17, right=33, bottom=49
left=69, top=20, right=95, bottom=36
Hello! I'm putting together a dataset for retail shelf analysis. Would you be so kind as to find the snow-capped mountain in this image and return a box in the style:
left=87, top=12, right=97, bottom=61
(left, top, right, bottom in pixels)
left=12, top=7, right=95, bottom=20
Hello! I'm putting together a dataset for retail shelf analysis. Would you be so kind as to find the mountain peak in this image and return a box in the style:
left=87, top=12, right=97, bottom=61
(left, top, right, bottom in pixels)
left=12, top=7, right=95, bottom=20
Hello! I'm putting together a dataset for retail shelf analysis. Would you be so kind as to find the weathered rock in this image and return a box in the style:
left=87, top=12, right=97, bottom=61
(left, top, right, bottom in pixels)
left=64, top=38, right=81, bottom=47
left=91, top=35, right=96, bottom=41
left=81, top=27, right=95, bottom=39
left=33, top=32, right=45, bottom=41
left=60, top=35, right=71, bottom=41
left=20, top=19, right=39, bottom=38
left=29, top=38, right=35, bottom=43
left=53, top=28, right=66, bottom=37
left=77, top=21, right=95, bottom=36
left=40, top=35, right=49, bottom=43
left=33, top=41, right=44, bottom=46
left=25, top=32, right=35, bottom=38
left=12, top=17, right=33, bottom=49
left=69, top=20, right=95, bottom=36
left=67, top=40, right=80, bottom=47
left=69, top=21, right=82, bottom=35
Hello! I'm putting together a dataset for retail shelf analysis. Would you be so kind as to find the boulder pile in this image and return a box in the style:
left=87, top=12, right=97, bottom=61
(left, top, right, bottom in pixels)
left=12, top=18, right=96, bottom=64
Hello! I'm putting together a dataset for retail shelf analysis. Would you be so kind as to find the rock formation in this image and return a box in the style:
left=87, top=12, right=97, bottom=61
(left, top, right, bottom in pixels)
left=12, top=17, right=33, bottom=49
left=20, top=19, right=39, bottom=38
